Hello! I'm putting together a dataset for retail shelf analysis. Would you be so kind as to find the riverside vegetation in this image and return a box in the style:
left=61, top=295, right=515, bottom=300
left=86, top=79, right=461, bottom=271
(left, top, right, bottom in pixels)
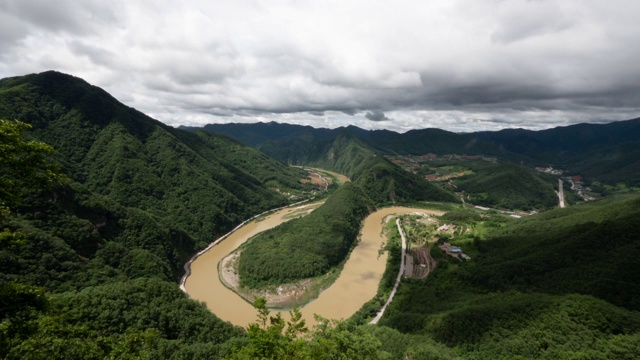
left=1, top=71, right=639, bottom=359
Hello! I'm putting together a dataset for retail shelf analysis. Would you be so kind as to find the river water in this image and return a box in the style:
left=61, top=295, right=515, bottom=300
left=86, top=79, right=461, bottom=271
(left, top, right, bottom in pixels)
left=184, top=205, right=442, bottom=327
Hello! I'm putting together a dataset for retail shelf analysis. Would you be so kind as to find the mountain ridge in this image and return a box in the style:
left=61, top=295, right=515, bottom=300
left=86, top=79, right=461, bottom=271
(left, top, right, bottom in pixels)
left=192, top=117, right=640, bottom=185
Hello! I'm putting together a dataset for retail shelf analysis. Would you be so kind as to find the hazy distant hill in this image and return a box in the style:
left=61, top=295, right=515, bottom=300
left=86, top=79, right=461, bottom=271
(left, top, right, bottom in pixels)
left=474, top=118, right=640, bottom=161
left=195, top=118, right=640, bottom=185
left=193, top=122, right=511, bottom=160
left=182, top=121, right=335, bottom=148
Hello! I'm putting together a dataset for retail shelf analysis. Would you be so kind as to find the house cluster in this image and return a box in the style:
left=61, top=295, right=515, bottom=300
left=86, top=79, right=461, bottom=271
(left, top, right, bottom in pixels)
left=439, top=242, right=471, bottom=261
left=535, top=166, right=563, bottom=175
left=563, top=175, right=596, bottom=201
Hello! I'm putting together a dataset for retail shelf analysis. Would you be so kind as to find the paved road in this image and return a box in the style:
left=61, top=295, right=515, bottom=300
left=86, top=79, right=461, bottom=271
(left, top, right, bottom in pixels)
left=369, top=218, right=407, bottom=325
left=558, top=179, right=566, bottom=208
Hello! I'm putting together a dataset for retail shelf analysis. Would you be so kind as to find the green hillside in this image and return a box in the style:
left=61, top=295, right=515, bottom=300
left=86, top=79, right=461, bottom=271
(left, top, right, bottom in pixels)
left=197, top=119, right=640, bottom=187
left=0, top=72, right=316, bottom=358
left=352, top=155, right=459, bottom=205
left=295, top=132, right=459, bottom=204
left=0, top=71, right=313, bottom=247
left=454, top=161, right=559, bottom=210
left=0, top=118, right=248, bottom=358
left=376, top=195, right=640, bottom=358
left=235, top=132, right=457, bottom=288
left=567, top=141, right=640, bottom=186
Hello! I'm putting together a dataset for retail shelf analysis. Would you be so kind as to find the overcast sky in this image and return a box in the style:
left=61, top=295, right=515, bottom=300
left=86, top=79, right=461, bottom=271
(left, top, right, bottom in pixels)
left=1, top=0, right=639, bottom=132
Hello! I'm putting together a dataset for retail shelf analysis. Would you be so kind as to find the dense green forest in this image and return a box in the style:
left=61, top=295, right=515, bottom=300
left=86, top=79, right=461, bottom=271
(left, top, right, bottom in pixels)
left=350, top=156, right=459, bottom=205
left=377, top=195, right=640, bottom=358
left=238, top=183, right=374, bottom=287
left=453, top=161, right=559, bottom=210
left=236, top=135, right=457, bottom=288
left=3, top=71, right=640, bottom=359
left=0, top=71, right=315, bottom=249
left=0, top=73, right=315, bottom=358
left=196, top=118, right=640, bottom=187
left=280, top=131, right=459, bottom=204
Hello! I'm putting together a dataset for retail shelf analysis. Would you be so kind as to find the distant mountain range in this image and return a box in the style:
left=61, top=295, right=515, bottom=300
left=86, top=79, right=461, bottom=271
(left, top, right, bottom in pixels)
left=184, top=117, right=640, bottom=185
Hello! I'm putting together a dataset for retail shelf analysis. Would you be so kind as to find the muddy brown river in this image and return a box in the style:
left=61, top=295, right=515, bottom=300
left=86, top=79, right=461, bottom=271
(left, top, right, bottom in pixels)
left=183, top=205, right=443, bottom=327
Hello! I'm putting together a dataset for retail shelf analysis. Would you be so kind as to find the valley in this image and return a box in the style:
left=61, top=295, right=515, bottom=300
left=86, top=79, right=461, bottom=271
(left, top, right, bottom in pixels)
left=185, top=199, right=444, bottom=327
left=1, top=71, right=639, bottom=359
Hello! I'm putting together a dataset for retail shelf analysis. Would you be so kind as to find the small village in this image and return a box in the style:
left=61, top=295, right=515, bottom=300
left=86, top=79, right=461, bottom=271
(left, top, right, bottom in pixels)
left=536, top=166, right=596, bottom=201
left=400, top=214, right=474, bottom=281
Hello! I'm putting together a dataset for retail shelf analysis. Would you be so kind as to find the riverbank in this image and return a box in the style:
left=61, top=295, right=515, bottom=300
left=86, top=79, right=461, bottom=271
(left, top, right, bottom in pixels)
left=180, top=199, right=321, bottom=292
left=184, top=205, right=444, bottom=327
left=219, top=250, right=340, bottom=309
left=217, top=199, right=359, bottom=309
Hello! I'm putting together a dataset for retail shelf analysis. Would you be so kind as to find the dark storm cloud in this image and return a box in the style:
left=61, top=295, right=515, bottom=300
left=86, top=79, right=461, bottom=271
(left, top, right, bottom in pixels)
left=365, top=110, right=390, bottom=122
left=1, top=1, right=639, bottom=132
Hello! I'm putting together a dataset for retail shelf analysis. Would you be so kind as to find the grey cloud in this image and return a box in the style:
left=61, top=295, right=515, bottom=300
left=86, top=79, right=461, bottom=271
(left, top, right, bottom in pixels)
left=1, top=0, right=118, bottom=35
left=365, top=110, right=390, bottom=122
left=490, top=2, right=575, bottom=44
left=1, top=1, right=640, bottom=133
left=69, top=41, right=115, bottom=66
left=0, top=11, right=29, bottom=52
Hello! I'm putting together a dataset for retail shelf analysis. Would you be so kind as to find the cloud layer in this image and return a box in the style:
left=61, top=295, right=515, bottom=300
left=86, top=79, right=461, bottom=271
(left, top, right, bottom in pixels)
left=1, top=0, right=639, bottom=132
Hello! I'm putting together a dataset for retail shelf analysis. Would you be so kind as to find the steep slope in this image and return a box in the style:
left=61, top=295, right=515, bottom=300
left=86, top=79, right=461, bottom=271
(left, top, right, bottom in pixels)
left=467, top=195, right=640, bottom=310
left=473, top=119, right=640, bottom=186
left=378, top=195, right=640, bottom=358
left=567, top=141, right=640, bottom=186
left=0, top=118, right=247, bottom=358
left=0, top=71, right=311, bottom=245
left=309, top=132, right=459, bottom=204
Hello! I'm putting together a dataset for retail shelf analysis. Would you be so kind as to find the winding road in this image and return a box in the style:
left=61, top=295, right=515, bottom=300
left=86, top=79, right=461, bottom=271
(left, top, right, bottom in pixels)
left=369, top=218, right=407, bottom=325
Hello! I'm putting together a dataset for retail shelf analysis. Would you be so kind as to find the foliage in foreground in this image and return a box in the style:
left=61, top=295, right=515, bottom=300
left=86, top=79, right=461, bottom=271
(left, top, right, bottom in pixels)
left=228, top=297, right=388, bottom=360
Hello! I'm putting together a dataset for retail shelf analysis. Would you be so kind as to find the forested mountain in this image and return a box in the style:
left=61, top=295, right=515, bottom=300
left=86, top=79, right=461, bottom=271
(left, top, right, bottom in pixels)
left=474, top=118, right=640, bottom=162
left=0, top=71, right=312, bottom=247
left=182, top=121, right=335, bottom=148
left=193, top=122, right=513, bottom=162
left=237, top=133, right=457, bottom=290
left=300, top=132, right=457, bottom=204
left=0, top=72, right=316, bottom=357
left=195, top=118, right=640, bottom=185
left=475, top=118, right=640, bottom=185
